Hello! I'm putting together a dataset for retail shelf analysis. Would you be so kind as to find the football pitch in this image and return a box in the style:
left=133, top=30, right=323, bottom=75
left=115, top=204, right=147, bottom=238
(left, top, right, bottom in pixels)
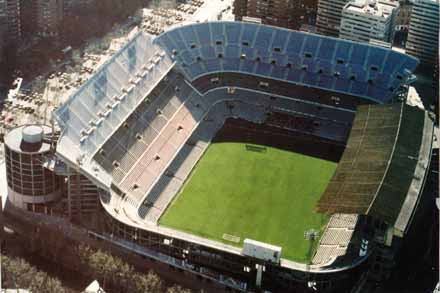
left=159, top=142, right=337, bottom=263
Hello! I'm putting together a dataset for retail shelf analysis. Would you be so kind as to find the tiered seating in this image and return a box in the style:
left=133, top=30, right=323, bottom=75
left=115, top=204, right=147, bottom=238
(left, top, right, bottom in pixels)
left=55, top=32, right=172, bottom=159
left=155, top=22, right=418, bottom=104
left=320, top=229, right=354, bottom=246
left=94, top=71, right=181, bottom=179
left=94, top=79, right=354, bottom=224
left=327, top=213, right=358, bottom=229
left=266, top=112, right=315, bottom=132
left=312, top=246, right=347, bottom=266
left=312, top=214, right=359, bottom=265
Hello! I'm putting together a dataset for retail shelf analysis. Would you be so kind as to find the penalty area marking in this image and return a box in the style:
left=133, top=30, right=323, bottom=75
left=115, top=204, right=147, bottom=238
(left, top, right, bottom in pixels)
left=223, top=234, right=241, bottom=243
left=245, top=144, right=267, bottom=153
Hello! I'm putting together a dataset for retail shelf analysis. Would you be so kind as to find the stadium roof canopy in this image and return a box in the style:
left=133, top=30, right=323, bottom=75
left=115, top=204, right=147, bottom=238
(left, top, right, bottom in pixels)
left=53, top=33, right=174, bottom=188
left=317, top=103, right=434, bottom=236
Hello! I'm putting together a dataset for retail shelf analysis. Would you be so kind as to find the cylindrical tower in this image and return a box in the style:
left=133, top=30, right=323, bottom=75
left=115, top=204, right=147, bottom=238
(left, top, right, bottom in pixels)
left=4, top=125, right=62, bottom=211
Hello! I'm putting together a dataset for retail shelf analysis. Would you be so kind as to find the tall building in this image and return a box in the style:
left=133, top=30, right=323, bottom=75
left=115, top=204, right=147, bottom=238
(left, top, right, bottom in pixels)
left=233, top=0, right=309, bottom=30
left=63, top=0, right=93, bottom=16
left=35, top=0, right=64, bottom=38
left=0, top=0, right=21, bottom=42
left=316, top=0, right=350, bottom=36
left=0, top=1, right=6, bottom=63
left=339, top=0, right=399, bottom=44
left=19, top=0, right=37, bottom=38
left=405, top=0, right=439, bottom=66
left=0, top=0, right=20, bottom=65
left=6, top=0, right=20, bottom=41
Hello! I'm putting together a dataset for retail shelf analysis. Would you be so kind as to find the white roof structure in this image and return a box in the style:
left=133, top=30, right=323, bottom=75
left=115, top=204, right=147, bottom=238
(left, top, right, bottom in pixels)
left=54, top=32, right=174, bottom=189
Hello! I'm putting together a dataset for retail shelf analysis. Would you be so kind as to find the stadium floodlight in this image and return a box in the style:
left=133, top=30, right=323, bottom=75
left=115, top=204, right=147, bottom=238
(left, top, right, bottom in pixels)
left=304, top=229, right=319, bottom=240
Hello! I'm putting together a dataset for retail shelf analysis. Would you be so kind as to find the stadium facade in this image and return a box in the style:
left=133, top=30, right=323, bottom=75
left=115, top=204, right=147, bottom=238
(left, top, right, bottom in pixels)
left=3, top=22, right=435, bottom=292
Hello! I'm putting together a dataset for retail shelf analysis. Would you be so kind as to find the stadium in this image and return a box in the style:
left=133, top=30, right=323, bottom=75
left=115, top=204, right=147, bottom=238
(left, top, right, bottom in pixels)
left=45, top=22, right=434, bottom=291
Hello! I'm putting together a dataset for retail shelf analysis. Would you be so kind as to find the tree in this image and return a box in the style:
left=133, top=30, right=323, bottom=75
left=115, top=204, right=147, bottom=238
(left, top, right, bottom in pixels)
left=77, top=244, right=165, bottom=293
left=1, top=254, right=67, bottom=292
left=131, top=271, right=163, bottom=292
left=167, top=285, right=193, bottom=293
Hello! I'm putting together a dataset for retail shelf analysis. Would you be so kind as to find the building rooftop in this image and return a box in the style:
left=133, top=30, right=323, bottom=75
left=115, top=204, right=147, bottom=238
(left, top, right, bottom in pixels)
left=4, top=125, right=52, bottom=154
left=344, top=0, right=398, bottom=18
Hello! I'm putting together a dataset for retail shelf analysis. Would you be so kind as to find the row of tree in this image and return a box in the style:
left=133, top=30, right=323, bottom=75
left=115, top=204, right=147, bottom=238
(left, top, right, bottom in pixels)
left=2, top=254, right=68, bottom=292
left=2, top=245, right=193, bottom=293
left=76, top=244, right=192, bottom=293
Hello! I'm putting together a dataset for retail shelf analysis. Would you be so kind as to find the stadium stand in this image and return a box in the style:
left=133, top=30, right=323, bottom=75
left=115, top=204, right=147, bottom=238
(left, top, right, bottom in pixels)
left=52, top=22, right=429, bottom=278
left=312, top=214, right=358, bottom=265
left=317, top=103, right=434, bottom=236
left=155, top=22, right=418, bottom=104
left=55, top=32, right=174, bottom=188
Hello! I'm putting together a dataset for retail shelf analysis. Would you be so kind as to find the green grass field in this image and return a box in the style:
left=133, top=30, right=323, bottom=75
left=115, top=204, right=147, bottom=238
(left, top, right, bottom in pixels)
left=159, top=142, right=337, bottom=263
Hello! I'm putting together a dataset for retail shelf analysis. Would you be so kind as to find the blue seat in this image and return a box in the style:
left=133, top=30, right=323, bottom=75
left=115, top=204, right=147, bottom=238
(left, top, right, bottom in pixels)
left=240, top=59, right=255, bottom=73
left=318, top=75, right=334, bottom=88
left=303, top=58, right=317, bottom=72
left=225, top=45, right=241, bottom=58
left=271, top=29, right=290, bottom=53
left=333, top=64, right=349, bottom=79
left=254, top=26, right=273, bottom=52
left=285, top=32, right=305, bottom=55
left=316, top=60, right=332, bottom=75
left=223, top=58, right=240, bottom=71
left=240, top=23, right=258, bottom=46
left=195, top=24, right=211, bottom=45
left=351, top=65, right=367, bottom=82
left=271, top=53, right=286, bottom=66
left=286, top=69, right=302, bottom=83
left=302, top=35, right=320, bottom=57
left=225, top=22, right=241, bottom=45
left=161, top=33, right=180, bottom=54
left=382, top=51, right=401, bottom=74
left=153, top=22, right=420, bottom=104
left=179, top=50, right=194, bottom=66
left=375, top=73, right=391, bottom=88
left=303, top=71, right=319, bottom=85
left=317, top=39, right=336, bottom=61
left=365, top=47, right=386, bottom=71
left=255, top=62, right=271, bottom=76
left=350, top=44, right=368, bottom=66
left=210, top=22, right=226, bottom=45
left=351, top=81, right=368, bottom=96
left=187, top=62, right=205, bottom=79
left=271, top=66, right=286, bottom=79
left=200, top=46, right=216, bottom=59
left=168, top=30, right=187, bottom=52
left=286, top=54, right=303, bottom=68
left=180, top=25, right=199, bottom=47
left=240, top=46, right=257, bottom=60
left=334, top=79, right=350, bottom=93
left=334, top=42, right=352, bottom=65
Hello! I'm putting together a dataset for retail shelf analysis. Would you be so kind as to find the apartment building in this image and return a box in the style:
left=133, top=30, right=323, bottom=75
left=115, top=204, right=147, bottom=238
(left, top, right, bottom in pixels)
left=339, top=0, right=399, bottom=43
left=405, top=0, right=439, bottom=66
